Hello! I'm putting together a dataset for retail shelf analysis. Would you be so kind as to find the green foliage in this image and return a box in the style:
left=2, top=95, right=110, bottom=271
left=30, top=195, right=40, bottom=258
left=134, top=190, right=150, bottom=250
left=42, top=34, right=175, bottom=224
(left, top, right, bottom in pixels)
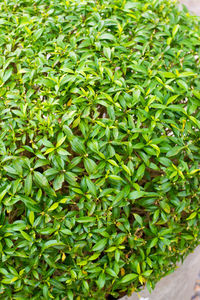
left=0, top=0, right=200, bottom=299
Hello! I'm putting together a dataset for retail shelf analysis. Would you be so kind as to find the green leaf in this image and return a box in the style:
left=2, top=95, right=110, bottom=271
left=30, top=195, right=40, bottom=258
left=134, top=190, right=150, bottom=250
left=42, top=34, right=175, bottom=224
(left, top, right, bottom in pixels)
left=88, top=253, right=101, bottom=260
left=20, top=230, right=32, bottom=242
left=53, top=174, right=64, bottom=191
left=83, top=280, right=89, bottom=291
left=142, top=270, right=153, bottom=277
left=189, top=116, right=200, bottom=129
left=149, top=237, right=158, bottom=248
left=86, top=178, right=97, bottom=197
left=129, top=191, right=145, bottom=200
left=99, top=33, right=116, bottom=42
left=3, top=69, right=12, bottom=83
left=48, top=202, right=59, bottom=211
left=44, top=147, right=55, bottom=155
left=22, top=145, right=35, bottom=153
left=166, top=146, right=184, bottom=157
left=4, top=166, right=18, bottom=175
left=24, top=173, right=32, bottom=196
left=56, top=136, right=66, bottom=148
left=33, top=172, right=55, bottom=196
left=97, top=273, right=105, bottom=289
left=177, top=80, right=188, bottom=90
left=67, top=290, right=74, bottom=300
left=120, top=273, right=138, bottom=283
left=166, top=95, right=179, bottom=105
left=105, top=247, right=117, bottom=253
left=42, top=240, right=64, bottom=252
left=124, top=1, right=140, bottom=10
left=109, top=175, right=123, bottom=181
left=77, top=217, right=96, bottom=223
left=135, top=163, right=145, bottom=180
left=1, top=277, right=18, bottom=284
left=160, top=71, right=175, bottom=79
left=0, top=184, right=11, bottom=202
left=92, top=239, right=107, bottom=251
left=133, top=213, right=143, bottom=225
left=57, top=148, right=71, bottom=156
left=84, top=158, right=97, bottom=174
left=160, top=201, right=170, bottom=214
left=33, top=28, right=43, bottom=41
left=103, top=47, right=111, bottom=60
left=33, top=171, right=49, bottom=188
left=178, top=72, right=197, bottom=77
left=172, top=24, right=180, bottom=38
left=193, top=90, right=200, bottom=99
left=70, top=137, right=86, bottom=154
left=186, top=212, right=197, bottom=220
left=106, top=268, right=118, bottom=277
left=43, top=285, right=49, bottom=299
left=29, top=211, right=35, bottom=226
left=108, top=159, right=119, bottom=167
left=44, top=168, right=59, bottom=177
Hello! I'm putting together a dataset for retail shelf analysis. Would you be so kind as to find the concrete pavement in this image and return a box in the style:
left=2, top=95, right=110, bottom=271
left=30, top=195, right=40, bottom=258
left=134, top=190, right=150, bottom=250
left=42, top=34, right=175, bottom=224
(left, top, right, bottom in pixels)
left=179, top=0, right=200, bottom=15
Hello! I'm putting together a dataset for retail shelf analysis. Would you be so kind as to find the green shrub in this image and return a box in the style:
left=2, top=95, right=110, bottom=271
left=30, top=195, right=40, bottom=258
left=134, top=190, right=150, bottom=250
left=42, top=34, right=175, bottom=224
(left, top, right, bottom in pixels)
left=0, top=0, right=200, bottom=299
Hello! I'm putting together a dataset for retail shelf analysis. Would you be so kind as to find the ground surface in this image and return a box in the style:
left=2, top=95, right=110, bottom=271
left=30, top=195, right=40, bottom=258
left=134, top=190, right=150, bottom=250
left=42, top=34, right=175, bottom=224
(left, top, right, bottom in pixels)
left=179, top=0, right=200, bottom=15
left=120, top=1, right=200, bottom=300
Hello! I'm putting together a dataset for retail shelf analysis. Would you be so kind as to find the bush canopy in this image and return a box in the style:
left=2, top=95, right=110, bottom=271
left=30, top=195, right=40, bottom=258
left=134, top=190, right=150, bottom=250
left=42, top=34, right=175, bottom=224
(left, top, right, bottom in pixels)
left=0, top=0, right=200, bottom=299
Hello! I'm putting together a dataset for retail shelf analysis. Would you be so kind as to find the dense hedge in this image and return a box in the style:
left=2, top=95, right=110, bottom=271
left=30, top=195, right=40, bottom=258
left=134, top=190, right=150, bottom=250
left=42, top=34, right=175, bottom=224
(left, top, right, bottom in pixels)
left=0, top=0, right=200, bottom=299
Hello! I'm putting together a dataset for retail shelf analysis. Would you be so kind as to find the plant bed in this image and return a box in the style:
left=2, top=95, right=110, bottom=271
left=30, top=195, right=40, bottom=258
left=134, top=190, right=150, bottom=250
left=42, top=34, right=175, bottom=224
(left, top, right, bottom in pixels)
left=0, top=0, right=200, bottom=299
